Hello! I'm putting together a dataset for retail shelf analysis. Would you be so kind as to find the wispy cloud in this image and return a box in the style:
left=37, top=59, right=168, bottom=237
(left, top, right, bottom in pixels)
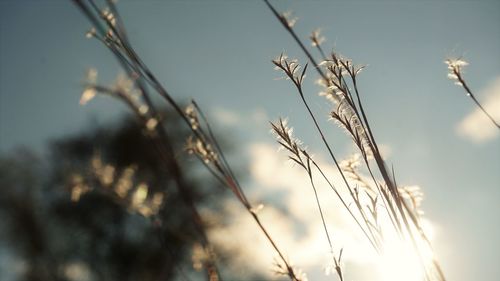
left=456, top=76, right=500, bottom=143
left=250, top=108, right=269, bottom=124
left=211, top=107, right=241, bottom=126
left=211, top=107, right=269, bottom=127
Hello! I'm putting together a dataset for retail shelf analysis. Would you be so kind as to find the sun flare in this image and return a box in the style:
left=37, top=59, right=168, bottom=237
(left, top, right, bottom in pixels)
left=374, top=220, right=436, bottom=281
left=378, top=240, right=425, bottom=281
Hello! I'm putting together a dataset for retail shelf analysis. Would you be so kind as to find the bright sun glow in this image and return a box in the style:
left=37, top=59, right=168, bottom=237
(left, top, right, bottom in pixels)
left=375, top=220, right=435, bottom=281
left=378, top=240, right=425, bottom=281
left=358, top=206, right=437, bottom=281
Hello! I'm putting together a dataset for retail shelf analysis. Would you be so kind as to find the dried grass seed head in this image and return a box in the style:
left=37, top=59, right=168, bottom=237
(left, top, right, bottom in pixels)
left=85, top=27, right=97, bottom=39
left=186, top=136, right=219, bottom=164
left=272, top=258, right=307, bottom=281
left=80, top=88, right=97, bottom=105
left=281, top=10, right=298, bottom=28
left=114, top=165, right=136, bottom=198
left=310, top=28, right=326, bottom=47
left=271, top=118, right=301, bottom=150
left=113, top=73, right=135, bottom=93
left=445, top=58, right=468, bottom=86
left=145, top=118, right=158, bottom=131
left=272, top=54, right=307, bottom=85
left=271, top=118, right=310, bottom=168
left=70, top=174, right=91, bottom=202
left=101, top=7, right=117, bottom=27
left=80, top=68, right=98, bottom=105
left=185, top=103, right=200, bottom=130
left=400, top=185, right=424, bottom=215
left=249, top=203, right=265, bottom=215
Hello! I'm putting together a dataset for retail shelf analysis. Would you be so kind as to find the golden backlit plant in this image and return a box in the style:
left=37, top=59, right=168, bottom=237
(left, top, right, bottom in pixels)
left=265, top=0, right=446, bottom=280
left=445, top=58, right=500, bottom=129
left=73, top=0, right=304, bottom=280
left=70, top=0, right=458, bottom=280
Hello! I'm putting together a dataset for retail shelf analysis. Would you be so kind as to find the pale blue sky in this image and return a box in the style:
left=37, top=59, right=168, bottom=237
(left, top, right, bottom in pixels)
left=1, top=0, right=499, bottom=280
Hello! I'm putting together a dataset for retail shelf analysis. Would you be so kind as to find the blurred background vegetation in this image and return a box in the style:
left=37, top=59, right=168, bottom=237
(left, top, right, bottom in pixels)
left=0, top=109, right=262, bottom=281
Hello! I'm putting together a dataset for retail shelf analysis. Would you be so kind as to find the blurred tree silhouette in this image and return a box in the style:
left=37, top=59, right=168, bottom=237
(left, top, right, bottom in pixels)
left=0, top=110, right=251, bottom=281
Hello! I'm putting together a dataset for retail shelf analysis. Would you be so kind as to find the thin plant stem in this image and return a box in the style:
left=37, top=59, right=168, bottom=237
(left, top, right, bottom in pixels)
left=454, top=70, right=500, bottom=129
left=75, top=1, right=302, bottom=279
left=263, top=0, right=327, bottom=82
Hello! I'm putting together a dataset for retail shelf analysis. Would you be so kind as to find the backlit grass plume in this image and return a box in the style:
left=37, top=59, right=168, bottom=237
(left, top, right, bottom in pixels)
left=73, top=0, right=304, bottom=280
left=445, top=58, right=500, bottom=129
left=69, top=0, right=458, bottom=280
left=265, top=0, right=447, bottom=280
